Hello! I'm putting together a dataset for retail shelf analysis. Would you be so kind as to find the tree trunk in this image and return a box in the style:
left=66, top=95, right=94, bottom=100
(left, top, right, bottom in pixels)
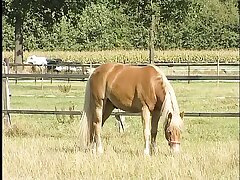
left=149, top=15, right=155, bottom=64
left=14, top=15, right=23, bottom=71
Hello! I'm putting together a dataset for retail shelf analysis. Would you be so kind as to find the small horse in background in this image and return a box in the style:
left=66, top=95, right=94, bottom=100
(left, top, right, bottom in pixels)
left=79, top=63, right=184, bottom=155
left=26, top=55, right=47, bottom=65
left=24, top=55, right=47, bottom=73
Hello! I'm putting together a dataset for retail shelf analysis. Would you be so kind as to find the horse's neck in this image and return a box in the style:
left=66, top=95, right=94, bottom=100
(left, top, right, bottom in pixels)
left=168, top=87, right=179, bottom=113
left=161, top=86, right=180, bottom=118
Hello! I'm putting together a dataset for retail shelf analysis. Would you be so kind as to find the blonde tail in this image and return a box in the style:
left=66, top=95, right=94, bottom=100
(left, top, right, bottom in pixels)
left=79, top=75, right=93, bottom=150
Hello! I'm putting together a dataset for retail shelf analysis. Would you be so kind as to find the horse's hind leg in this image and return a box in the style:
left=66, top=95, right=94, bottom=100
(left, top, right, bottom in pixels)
left=92, top=98, right=114, bottom=154
left=141, top=105, right=151, bottom=156
left=93, top=104, right=104, bottom=154
left=151, top=111, right=161, bottom=155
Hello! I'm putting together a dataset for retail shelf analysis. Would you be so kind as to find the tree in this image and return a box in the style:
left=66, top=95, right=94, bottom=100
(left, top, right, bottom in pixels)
left=3, top=0, right=90, bottom=68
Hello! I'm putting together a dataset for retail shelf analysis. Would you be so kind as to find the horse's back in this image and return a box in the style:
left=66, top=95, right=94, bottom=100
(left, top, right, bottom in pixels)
left=89, top=63, right=166, bottom=112
left=91, top=63, right=161, bottom=88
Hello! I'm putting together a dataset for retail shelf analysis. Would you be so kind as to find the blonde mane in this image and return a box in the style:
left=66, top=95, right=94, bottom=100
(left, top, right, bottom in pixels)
left=150, top=65, right=183, bottom=130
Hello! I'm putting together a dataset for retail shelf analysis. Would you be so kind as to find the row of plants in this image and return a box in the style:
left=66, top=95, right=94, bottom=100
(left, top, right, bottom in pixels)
left=3, top=49, right=239, bottom=64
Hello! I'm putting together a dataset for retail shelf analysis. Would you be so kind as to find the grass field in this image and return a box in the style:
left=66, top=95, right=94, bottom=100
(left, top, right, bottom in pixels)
left=3, top=81, right=239, bottom=179
left=3, top=49, right=239, bottom=63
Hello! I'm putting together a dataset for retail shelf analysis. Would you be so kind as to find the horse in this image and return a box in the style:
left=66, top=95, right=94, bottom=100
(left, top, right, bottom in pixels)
left=79, top=63, right=184, bottom=155
left=26, top=55, right=47, bottom=65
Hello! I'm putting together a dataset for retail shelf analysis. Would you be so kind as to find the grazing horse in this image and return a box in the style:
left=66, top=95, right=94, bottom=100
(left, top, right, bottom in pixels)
left=79, top=63, right=184, bottom=155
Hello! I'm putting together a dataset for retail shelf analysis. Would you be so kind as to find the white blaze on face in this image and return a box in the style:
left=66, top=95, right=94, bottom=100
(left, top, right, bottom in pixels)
left=171, top=144, right=180, bottom=153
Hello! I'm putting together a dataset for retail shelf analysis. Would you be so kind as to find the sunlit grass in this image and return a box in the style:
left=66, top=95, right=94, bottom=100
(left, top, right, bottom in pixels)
left=3, top=116, right=239, bottom=179
left=9, top=81, right=239, bottom=112
left=3, top=81, right=239, bottom=179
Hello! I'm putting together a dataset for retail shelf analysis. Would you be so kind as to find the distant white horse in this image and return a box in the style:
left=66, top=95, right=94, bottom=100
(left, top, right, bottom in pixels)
left=25, top=55, right=47, bottom=73
left=26, top=55, right=47, bottom=65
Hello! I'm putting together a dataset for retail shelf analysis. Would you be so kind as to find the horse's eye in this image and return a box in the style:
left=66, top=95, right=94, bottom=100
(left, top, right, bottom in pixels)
left=168, top=131, right=172, bottom=135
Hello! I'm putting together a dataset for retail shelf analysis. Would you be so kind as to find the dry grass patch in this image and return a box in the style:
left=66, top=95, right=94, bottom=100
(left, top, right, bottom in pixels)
left=3, top=116, right=239, bottom=179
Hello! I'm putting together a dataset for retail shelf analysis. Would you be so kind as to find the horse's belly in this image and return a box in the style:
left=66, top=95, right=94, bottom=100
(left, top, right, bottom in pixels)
left=107, top=92, right=142, bottom=113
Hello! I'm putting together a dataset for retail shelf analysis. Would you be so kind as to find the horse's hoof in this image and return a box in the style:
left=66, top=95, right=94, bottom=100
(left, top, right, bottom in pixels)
left=144, top=149, right=150, bottom=156
left=97, top=147, right=104, bottom=154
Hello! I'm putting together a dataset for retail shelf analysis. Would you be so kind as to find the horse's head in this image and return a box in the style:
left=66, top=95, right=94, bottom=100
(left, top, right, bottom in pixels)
left=164, top=111, right=184, bottom=153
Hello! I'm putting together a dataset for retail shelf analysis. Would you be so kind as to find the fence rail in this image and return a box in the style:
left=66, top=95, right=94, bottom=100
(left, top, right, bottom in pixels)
left=2, top=109, right=239, bottom=118
left=8, top=62, right=240, bottom=67
left=2, top=62, right=239, bottom=126
left=3, top=73, right=239, bottom=81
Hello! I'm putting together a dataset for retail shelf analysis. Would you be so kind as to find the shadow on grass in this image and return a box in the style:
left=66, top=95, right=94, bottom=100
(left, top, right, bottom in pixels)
left=3, top=123, right=78, bottom=139
left=4, top=124, right=29, bottom=137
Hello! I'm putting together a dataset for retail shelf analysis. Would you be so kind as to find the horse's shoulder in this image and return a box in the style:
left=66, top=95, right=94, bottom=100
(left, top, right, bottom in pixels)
left=98, top=63, right=124, bottom=70
left=91, top=63, right=124, bottom=79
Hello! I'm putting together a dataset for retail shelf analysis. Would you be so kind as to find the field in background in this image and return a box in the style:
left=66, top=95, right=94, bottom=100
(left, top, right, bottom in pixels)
left=3, top=81, right=239, bottom=179
left=3, top=49, right=239, bottom=63
left=8, top=81, right=239, bottom=113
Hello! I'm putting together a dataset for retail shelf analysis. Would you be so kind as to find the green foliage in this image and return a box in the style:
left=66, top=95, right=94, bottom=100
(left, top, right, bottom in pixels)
left=58, top=84, right=72, bottom=93
left=2, top=17, right=14, bottom=51
left=75, top=3, right=133, bottom=50
left=155, top=0, right=239, bottom=49
left=2, top=0, right=239, bottom=51
left=55, top=106, right=75, bottom=124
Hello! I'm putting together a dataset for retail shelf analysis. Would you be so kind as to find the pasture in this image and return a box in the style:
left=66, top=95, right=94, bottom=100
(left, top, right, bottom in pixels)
left=3, top=81, right=239, bottom=179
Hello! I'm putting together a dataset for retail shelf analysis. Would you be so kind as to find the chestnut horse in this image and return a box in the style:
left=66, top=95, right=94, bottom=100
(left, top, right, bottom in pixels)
left=79, top=63, right=184, bottom=155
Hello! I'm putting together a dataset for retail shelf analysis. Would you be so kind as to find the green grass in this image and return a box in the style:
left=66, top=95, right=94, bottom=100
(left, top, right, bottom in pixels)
left=3, top=81, right=239, bottom=179
left=9, top=81, right=239, bottom=112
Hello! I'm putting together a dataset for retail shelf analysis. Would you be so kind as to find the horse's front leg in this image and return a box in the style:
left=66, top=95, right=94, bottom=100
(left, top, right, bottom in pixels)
left=141, top=106, right=151, bottom=156
left=151, top=111, right=160, bottom=155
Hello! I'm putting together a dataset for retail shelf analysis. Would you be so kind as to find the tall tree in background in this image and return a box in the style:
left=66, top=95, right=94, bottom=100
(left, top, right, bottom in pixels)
left=3, top=0, right=90, bottom=67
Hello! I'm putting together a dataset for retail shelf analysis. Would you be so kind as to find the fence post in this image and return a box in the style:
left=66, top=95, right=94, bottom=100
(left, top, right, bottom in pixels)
left=90, top=61, right=93, bottom=72
left=217, top=56, right=220, bottom=85
left=15, top=64, right=18, bottom=84
left=41, top=64, right=44, bottom=90
left=188, top=63, right=191, bottom=84
left=34, top=65, right=37, bottom=85
left=51, top=64, right=53, bottom=84
left=149, top=15, right=155, bottom=64
left=2, top=60, right=11, bottom=128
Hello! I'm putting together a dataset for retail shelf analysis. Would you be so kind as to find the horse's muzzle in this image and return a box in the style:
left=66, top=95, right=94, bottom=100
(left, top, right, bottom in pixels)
left=169, top=141, right=180, bottom=153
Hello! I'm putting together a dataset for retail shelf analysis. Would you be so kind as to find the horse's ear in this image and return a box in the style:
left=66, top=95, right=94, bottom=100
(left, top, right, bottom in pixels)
left=180, top=111, right=184, bottom=119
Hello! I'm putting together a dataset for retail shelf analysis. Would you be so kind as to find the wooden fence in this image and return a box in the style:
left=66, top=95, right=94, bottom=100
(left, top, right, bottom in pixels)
left=2, top=109, right=239, bottom=118
left=2, top=62, right=239, bottom=127
left=2, top=61, right=11, bottom=127
left=8, top=62, right=240, bottom=67
left=3, top=73, right=239, bottom=81
left=5, top=62, right=239, bottom=83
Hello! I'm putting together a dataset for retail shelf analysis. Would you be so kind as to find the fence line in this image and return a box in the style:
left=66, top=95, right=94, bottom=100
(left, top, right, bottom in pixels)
left=2, top=62, right=239, bottom=121
left=5, top=62, right=239, bottom=84
left=3, top=73, right=239, bottom=81
left=8, top=62, right=240, bottom=67
left=10, top=94, right=239, bottom=99
left=2, top=109, right=239, bottom=118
